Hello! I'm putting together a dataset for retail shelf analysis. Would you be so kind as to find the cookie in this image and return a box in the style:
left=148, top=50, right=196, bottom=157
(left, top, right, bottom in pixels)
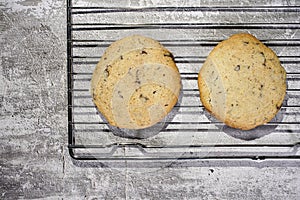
left=198, top=33, right=286, bottom=130
left=91, top=35, right=181, bottom=129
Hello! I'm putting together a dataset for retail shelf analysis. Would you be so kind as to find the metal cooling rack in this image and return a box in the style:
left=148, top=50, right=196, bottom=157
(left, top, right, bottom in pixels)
left=67, top=0, right=300, bottom=161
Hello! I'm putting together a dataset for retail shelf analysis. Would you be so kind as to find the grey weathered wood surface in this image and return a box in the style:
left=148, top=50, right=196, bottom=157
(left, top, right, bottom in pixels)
left=0, top=0, right=300, bottom=199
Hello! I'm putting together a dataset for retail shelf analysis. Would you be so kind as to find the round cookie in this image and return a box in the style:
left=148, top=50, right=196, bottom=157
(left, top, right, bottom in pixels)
left=198, top=33, right=286, bottom=130
left=91, top=36, right=181, bottom=129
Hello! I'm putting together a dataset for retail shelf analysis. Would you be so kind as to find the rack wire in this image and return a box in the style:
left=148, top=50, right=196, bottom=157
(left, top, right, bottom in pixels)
left=67, top=0, right=300, bottom=161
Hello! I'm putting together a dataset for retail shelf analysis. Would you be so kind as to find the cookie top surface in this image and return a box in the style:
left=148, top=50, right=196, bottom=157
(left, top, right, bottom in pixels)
left=198, top=33, right=286, bottom=130
left=91, top=35, right=181, bottom=129
left=91, top=35, right=167, bottom=91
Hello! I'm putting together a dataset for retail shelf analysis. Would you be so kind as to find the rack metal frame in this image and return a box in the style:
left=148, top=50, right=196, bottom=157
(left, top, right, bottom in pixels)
left=67, top=0, right=300, bottom=162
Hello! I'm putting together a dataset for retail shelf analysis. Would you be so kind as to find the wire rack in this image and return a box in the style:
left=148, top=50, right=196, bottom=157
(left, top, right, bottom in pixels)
left=67, top=0, right=300, bottom=161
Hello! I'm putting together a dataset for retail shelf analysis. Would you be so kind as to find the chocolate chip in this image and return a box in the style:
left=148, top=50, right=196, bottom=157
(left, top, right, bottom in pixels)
left=260, top=52, right=266, bottom=66
left=139, top=94, right=149, bottom=101
left=135, top=70, right=141, bottom=84
left=118, top=91, right=123, bottom=99
left=104, top=65, right=112, bottom=78
left=164, top=53, right=174, bottom=60
left=234, top=65, right=240, bottom=71
left=276, top=104, right=282, bottom=110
